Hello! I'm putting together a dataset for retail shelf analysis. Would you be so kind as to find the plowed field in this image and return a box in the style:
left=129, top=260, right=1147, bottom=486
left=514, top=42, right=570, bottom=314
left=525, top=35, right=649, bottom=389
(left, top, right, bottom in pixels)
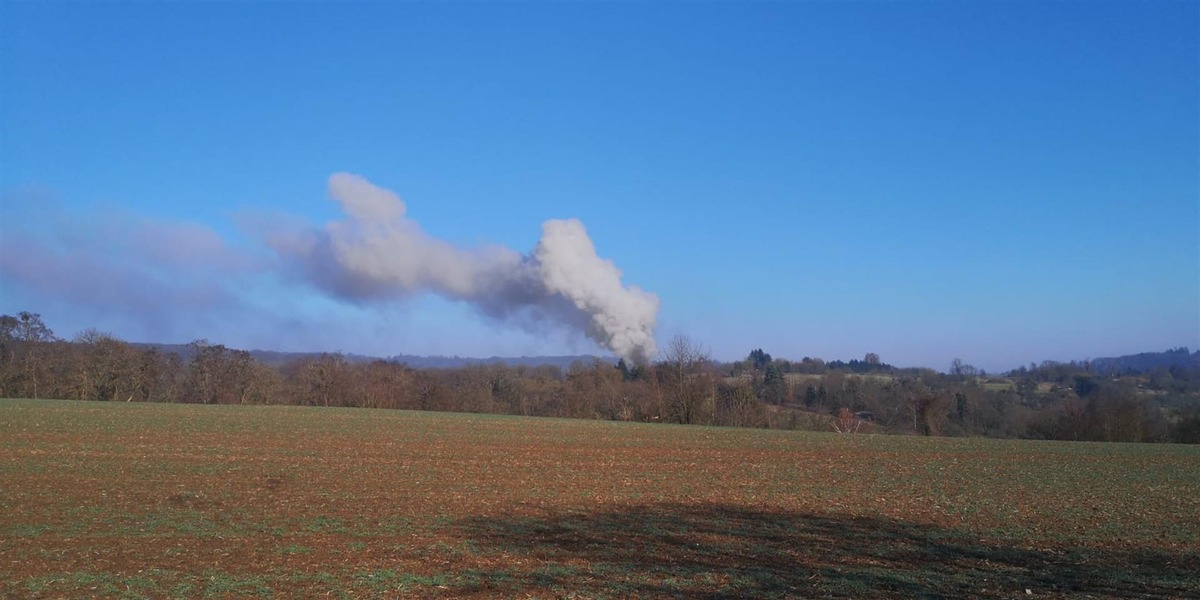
left=2, top=399, right=1198, bottom=598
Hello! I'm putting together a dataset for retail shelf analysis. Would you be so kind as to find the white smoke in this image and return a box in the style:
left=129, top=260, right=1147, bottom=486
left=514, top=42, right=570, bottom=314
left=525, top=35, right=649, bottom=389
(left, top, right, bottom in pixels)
left=272, top=173, right=659, bottom=364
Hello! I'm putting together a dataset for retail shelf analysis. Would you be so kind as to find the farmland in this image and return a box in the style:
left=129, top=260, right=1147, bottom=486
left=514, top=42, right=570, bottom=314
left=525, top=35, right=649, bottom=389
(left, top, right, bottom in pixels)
left=2, top=399, right=1198, bottom=599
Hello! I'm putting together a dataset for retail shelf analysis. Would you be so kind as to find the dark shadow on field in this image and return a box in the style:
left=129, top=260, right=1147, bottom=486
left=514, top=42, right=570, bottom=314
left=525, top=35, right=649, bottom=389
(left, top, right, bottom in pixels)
left=451, top=503, right=1199, bottom=599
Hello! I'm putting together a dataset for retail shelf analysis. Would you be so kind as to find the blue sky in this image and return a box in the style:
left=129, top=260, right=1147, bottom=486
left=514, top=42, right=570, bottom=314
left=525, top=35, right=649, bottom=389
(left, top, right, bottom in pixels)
left=1, top=2, right=1196, bottom=372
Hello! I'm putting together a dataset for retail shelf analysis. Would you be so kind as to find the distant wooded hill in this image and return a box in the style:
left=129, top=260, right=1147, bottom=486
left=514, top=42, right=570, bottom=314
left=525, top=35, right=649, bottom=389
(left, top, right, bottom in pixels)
left=131, top=343, right=602, bottom=370
left=130, top=342, right=1200, bottom=375
left=1089, top=347, right=1198, bottom=374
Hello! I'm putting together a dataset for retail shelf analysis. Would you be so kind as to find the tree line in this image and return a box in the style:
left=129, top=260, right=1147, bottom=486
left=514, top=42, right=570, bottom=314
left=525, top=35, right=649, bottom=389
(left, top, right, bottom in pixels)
left=2, top=312, right=1198, bottom=443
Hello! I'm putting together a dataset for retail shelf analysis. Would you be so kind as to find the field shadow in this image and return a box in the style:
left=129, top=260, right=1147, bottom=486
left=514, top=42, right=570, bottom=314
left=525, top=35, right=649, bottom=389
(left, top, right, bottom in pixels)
left=451, top=503, right=1198, bottom=599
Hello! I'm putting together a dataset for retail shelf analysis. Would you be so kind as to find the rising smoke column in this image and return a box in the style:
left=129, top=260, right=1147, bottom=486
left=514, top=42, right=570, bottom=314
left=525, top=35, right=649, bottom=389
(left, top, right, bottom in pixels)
left=271, top=173, right=659, bottom=364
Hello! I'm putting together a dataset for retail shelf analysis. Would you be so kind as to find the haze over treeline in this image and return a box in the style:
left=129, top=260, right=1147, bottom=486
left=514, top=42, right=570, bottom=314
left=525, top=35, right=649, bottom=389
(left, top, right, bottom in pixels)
left=4, top=311, right=1198, bottom=444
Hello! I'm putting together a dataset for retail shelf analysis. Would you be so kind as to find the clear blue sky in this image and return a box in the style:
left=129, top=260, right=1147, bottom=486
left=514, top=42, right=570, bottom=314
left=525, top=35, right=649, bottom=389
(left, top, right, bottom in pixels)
left=2, top=2, right=1197, bottom=372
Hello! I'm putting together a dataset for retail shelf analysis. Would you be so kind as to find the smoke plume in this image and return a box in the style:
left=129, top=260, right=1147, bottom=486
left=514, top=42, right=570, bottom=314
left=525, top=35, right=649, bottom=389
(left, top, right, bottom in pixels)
left=271, top=173, right=659, bottom=364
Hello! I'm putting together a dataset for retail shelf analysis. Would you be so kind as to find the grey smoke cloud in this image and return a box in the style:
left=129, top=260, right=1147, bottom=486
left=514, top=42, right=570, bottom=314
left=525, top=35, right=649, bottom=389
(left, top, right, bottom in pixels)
left=273, top=173, right=660, bottom=363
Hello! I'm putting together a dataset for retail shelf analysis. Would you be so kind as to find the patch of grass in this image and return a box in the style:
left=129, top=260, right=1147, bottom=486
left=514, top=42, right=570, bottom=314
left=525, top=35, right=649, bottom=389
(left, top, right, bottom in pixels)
left=352, top=568, right=399, bottom=592
left=530, top=563, right=583, bottom=586
left=279, top=571, right=346, bottom=597
left=22, top=571, right=163, bottom=599
left=4, top=523, right=53, bottom=536
left=202, top=572, right=272, bottom=598
left=169, top=581, right=197, bottom=598
left=301, top=515, right=351, bottom=535
left=398, top=572, right=448, bottom=588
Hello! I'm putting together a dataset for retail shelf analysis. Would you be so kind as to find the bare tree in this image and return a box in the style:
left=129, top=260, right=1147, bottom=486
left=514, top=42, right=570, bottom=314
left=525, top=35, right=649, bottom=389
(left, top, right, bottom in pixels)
left=359, top=360, right=412, bottom=410
left=950, top=358, right=978, bottom=379
left=832, top=407, right=863, bottom=434
left=71, top=329, right=137, bottom=401
left=659, top=334, right=716, bottom=425
left=716, top=380, right=764, bottom=428
left=297, top=353, right=353, bottom=407
left=6, top=312, right=59, bottom=398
